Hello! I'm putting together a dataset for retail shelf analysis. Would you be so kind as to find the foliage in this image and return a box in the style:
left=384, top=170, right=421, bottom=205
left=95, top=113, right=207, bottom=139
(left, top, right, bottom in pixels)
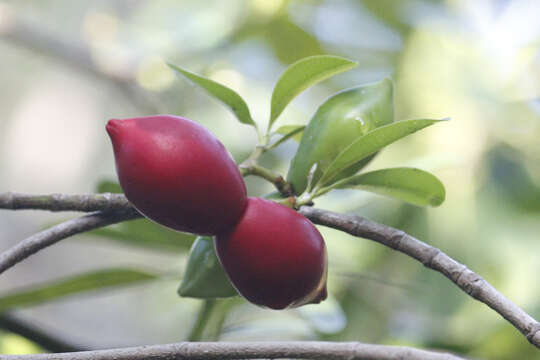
left=1, top=1, right=538, bottom=358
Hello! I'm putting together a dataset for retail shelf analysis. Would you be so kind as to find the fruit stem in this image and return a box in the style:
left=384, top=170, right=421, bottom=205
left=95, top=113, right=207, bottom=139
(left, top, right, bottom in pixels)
left=240, top=133, right=269, bottom=167
left=273, top=196, right=296, bottom=208
left=187, top=299, right=216, bottom=341
left=240, top=163, right=295, bottom=197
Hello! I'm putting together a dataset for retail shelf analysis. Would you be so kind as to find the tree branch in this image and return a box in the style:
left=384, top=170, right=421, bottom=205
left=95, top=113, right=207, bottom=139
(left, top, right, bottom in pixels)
left=1, top=341, right=467, bottom=360
left=298, top=206, right=540, bottom=348
left=0, top=192, right=131, bottom=213
left=0, top=192, right=539, bottom=348
left=0, top=208, right=141, bottom=275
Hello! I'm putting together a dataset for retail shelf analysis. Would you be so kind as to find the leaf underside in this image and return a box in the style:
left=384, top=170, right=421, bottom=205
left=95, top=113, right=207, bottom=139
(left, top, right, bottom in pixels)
left=334, top=167, right=446, bottom=207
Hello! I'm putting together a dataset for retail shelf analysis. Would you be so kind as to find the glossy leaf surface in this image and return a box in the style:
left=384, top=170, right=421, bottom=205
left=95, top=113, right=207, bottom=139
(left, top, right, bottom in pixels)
left=178, top=236, right=237, bottom=298
left=287, top=79, right=394, bottom=194
left=331, top=167, right=445, bottom=206
left=318, top=119, right=444, bottom=187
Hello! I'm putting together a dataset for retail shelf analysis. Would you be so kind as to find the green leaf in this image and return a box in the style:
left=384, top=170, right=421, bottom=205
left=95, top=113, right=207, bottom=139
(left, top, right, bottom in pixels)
left=96, top=180, right=123, bottom=194
left=0, top=268, right=158, bottom=312
left=269, top=55, right=358, bottom=128
left=287, top=79, right=394, bottom=195
left=330, top=167, right=445, bottom=207
left=178, top=236, right=237, bottom=299
left=318, top=119, right=446, bottom=187
left=268, top=125, right=305, bottom=149
left=275, top=125, right=305, bottom=142
left=168, top=64, right=256, bottom=127
left=90, top=218, right=194, bottom=252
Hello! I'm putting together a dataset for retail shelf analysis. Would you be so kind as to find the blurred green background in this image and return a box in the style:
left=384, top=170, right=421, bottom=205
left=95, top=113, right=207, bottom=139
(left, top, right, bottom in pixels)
left=0, top=0, right=539, bottom=358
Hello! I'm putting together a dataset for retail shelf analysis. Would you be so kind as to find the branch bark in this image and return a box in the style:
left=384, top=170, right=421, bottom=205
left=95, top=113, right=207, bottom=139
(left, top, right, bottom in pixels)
left=298, top=207, right=540, bottom=348
left=0, top=192, right=131, bottom=213
left=1, top=341, right=466, bottom=360
left=0, top=193, right=539, bottom=348
left=0, top=207, right=141, bottom=275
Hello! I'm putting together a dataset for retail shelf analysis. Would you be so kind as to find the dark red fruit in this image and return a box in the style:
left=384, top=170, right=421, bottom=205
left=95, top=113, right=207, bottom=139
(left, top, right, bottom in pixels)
left=106, top=115, right=247, bottom=235
left=215, top=197, right=328, bottom=310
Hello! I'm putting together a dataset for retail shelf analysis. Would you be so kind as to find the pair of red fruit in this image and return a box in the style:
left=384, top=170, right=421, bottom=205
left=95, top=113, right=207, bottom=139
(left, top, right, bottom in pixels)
left=106, top=115, right=327, bottom=310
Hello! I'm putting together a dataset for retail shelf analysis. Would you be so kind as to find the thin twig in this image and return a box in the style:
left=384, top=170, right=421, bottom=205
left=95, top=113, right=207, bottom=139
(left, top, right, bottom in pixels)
left=0, top=193, right=539, bottom=348
left=0, top=192, right=131, bottom=213
left=240, top=163, right=295, bottom=197
left=0, top=208, right=141, bottom=275
left=298, top=206, right=540, bottom=348
left=0, top=341, right=467, bottom=360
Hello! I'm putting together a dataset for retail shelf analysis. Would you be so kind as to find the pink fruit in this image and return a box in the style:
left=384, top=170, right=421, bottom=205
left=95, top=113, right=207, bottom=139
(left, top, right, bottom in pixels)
left=106, top=115, right=247, bottom=235
left=215, top=197, right=328, bottom=310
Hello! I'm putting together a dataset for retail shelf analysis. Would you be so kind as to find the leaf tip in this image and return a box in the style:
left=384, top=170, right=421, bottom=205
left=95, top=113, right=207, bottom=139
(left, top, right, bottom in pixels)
left=379, top=76, right=394, bottom=93
left=167, top=63, right=183, bottom=73
left=429, top=194, right=445, bottom=207
left=429, top=184, right=446, bottom=207
left=177, top=282, right=190, bottom=297
left=347, top=59, right=359, bottom=67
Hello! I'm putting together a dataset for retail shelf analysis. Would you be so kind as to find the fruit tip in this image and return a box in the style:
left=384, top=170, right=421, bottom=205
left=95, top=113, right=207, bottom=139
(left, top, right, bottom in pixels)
left=105, top=118, right=122, bottom=138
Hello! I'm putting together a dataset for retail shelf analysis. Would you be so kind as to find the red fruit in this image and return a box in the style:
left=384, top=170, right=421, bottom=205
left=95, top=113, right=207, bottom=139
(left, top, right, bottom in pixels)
left=215, top=197, right=328, bottom=310
left=106, top=115, right=247, bottom=235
